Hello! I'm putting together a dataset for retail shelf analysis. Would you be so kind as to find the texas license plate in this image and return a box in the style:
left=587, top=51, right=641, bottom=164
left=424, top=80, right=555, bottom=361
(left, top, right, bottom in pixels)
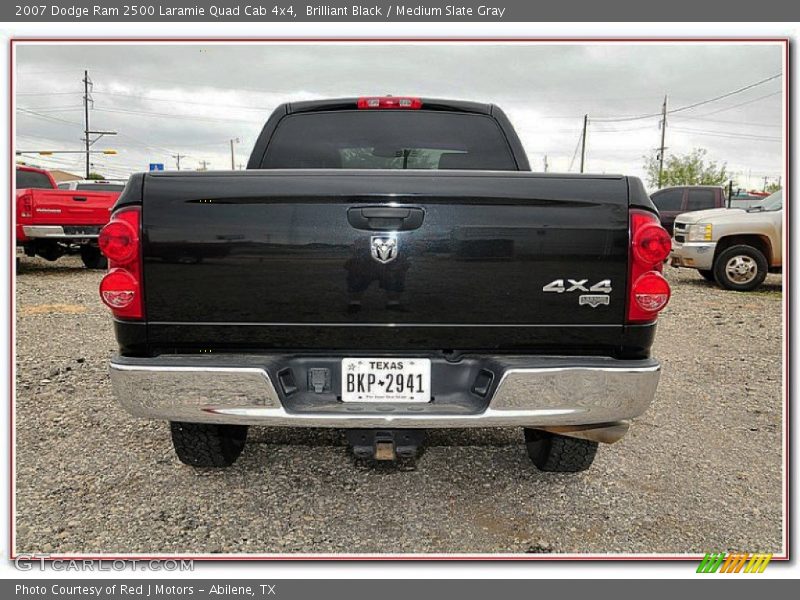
left=341, top=358, right=431, bottom=403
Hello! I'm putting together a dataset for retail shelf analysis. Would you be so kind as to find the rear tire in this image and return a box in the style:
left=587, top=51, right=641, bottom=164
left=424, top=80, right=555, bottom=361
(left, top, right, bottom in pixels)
left=698, top=269, right=715, bottom=282
left=37, top=241, right=63, bottom=262
left=170, top=422, right=248, bottom=468
left=713, top=245, right=768, bottom=291
left=80, top=245, right=107, bottom=270
left=524, top=429, right=598, bottom=472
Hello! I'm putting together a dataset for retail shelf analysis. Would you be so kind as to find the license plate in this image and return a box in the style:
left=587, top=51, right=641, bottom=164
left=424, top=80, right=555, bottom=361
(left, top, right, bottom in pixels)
left=341, top=358, right=431, bottom=403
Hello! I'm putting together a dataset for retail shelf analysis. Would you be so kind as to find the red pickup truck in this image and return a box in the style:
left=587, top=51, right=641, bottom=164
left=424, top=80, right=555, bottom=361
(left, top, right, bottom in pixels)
left=15, top=165, right=123, bottom=269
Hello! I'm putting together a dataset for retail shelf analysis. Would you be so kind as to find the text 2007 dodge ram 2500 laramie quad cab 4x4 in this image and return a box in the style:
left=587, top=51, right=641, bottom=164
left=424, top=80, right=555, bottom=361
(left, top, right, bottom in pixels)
left=100, top=97, right=672, bottom=472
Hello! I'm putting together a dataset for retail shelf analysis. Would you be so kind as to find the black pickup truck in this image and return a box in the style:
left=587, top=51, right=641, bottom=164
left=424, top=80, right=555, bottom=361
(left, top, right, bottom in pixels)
left=100, top=96, right=672, bottom=472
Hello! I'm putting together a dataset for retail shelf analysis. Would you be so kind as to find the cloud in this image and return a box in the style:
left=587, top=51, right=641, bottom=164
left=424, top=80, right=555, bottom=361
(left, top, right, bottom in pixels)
left=15, top=42, right=783, bottom=189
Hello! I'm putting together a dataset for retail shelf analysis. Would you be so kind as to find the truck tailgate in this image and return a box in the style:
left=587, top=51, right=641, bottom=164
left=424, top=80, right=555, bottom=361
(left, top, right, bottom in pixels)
left=31, top=189, right=116, bottom=225
left=140, top=171, right=633, bottom=353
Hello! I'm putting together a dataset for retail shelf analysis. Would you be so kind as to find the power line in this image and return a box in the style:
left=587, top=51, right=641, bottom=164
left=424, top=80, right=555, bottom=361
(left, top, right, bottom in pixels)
left=591, top=73, right=781, bottom=122
left=92, top=89, right=272, bottom=112
left=18, top=68, right=83, bottom=76
left=16, top=91, right=83, bottom=97
left=18, top=125, right=212, bottom=172
left=114, top=131, right=184, bottom=156
left=15, top=104, right=84, bottom=112
left=664, top=73, right=781, bottom=115
left=670, top=127, right=781, bottom=141
left=70, top=67, right=320, bottom=98
left=590, top=121, right=660, bottom=133
left=20, top=153, right=84, bottom=168
left=92, top=106, right=256, bottom=124
left=17, top=107, right=83, bottom=126
left=679, top=90, right=782, bottom=119
left=21, top=102, right=260, bottom=125
left=16, top=132, right=80, bottom=144
left=671, top=126, right=781, bottom=140
left=671, top=115, right=782, bottom=128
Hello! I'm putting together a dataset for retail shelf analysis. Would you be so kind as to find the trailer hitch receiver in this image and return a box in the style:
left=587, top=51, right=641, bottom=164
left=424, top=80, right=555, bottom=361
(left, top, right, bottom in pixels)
left=346, top=429, right=426, bottom=461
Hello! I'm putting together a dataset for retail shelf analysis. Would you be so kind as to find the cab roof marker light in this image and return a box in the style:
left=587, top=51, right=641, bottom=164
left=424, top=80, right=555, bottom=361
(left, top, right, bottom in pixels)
left=357, top=97, right=423, bottom=110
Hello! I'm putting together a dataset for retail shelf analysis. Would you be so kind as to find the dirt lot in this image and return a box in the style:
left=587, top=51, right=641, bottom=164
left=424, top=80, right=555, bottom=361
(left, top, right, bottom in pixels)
left=14, top=256, right=784, bottom=555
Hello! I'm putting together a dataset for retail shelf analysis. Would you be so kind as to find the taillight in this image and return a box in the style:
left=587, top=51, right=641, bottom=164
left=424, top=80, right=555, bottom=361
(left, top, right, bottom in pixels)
left=627, top=209, right=671, bottom=323
left=357, top=96, right=422, bottom=110
left=100, top=269, right=138, bottom=309
left=98, top=219, right=137, bottom=264
left=20, top=192, right=33, bottom=218
left=632, top=223, right=672, bottom=265
left=99, top=207, right=143, bottom=320
left=631, top=271, right=671, bottom=313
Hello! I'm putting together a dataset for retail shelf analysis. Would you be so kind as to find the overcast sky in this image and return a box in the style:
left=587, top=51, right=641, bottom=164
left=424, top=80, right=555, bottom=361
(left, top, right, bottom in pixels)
left=14, top=43, right=783, bottom=190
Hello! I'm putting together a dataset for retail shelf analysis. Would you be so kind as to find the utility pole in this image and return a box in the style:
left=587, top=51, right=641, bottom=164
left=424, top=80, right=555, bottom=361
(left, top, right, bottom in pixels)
left=83, top=70, right=91, bottom=179
left=230, top=137, right=240, bottom=170
left=658, top=95, right=667, bottom=189
left=81, top=70, right=116, bottom=179
left=543, top=154, right=549, bottom=173
left=198, top=160, right=210, bottom=171
left=172, top=153, right=186, bottom=171
left=579, top=115, right=588, bottom=173
left=763, top=176, right=769, bottom=192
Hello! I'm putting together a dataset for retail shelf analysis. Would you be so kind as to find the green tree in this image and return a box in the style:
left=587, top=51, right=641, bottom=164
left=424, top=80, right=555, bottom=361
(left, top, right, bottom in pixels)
left=86, top=171, right=105, bottom=180
left=644, top=148, right=729, bottom=189
left=765, top=181, right=781, bottom=193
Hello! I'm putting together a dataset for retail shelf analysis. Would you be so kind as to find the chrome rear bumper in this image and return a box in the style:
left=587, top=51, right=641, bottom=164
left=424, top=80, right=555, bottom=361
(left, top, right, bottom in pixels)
left=110, top=355, right=660, bottom=430
left=22, top=225, right=100, bottom=239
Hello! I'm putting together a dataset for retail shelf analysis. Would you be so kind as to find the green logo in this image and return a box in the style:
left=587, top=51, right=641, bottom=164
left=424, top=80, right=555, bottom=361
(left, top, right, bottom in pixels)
left=697, top=552, right=772, bottom=573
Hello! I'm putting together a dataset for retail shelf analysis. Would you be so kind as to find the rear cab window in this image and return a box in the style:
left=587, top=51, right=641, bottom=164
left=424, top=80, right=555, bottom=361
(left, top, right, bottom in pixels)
left=652, top=189, right=684, bottom=211
left=686, top=189, right=717, bottom=211
left=259, top=111, right=518, bottom=170
left=16, top=169, right=54, bottom=190
left=76, top=183, right=125, bottom=192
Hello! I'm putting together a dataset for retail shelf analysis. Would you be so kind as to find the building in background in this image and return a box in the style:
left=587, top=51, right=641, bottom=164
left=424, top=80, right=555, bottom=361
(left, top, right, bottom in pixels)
left=46, top=169, right=82, bottom=183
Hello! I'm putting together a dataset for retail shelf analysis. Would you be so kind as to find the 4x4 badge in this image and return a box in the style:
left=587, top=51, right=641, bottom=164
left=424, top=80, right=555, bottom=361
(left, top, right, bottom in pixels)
left=543, top=278, right=612, bottom=307
left=370, top=236, right=398, bottom=264
left=542, top=278, right=612, bottom=294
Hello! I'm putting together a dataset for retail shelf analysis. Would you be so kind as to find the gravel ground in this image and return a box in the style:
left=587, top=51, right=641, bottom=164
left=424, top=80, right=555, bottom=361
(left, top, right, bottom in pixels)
left=14, top=256, right=784, bottom=556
